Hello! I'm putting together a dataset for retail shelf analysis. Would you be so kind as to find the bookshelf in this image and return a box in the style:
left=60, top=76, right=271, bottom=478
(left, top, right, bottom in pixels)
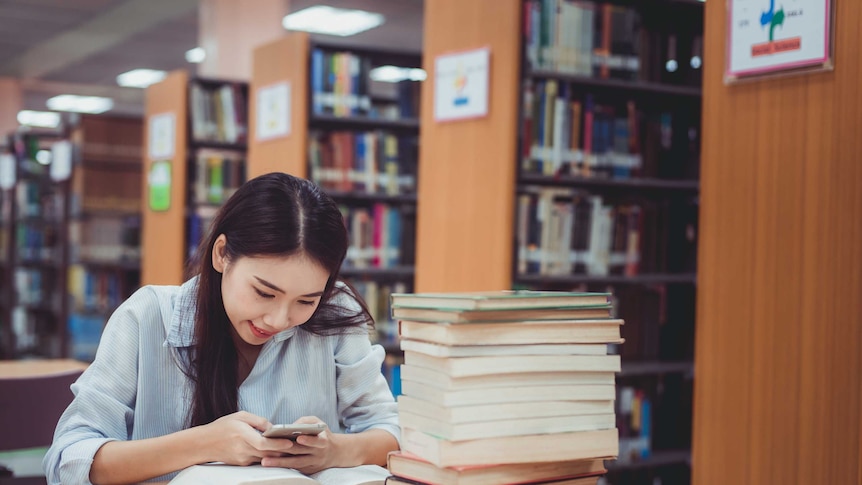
left=0, top=164, right=12, bottom=359
left=417, top=0, right=702, bottom=483
left=66, top=114, right=143, bottom=362
left=516, top=1, right=703, bottom=482
left=141, top=71, right=249, bottom=286
left=249, top=34, right=422, bottom=354
left=0, top=130, right=72, bottom=359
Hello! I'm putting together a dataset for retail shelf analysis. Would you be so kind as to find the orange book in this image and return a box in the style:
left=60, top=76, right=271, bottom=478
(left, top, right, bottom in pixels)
left=387, top=451, right=607, bottom=485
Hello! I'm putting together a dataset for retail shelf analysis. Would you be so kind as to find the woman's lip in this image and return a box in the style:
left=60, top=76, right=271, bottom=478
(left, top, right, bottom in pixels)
left=249, top=321, right=274, bottom=338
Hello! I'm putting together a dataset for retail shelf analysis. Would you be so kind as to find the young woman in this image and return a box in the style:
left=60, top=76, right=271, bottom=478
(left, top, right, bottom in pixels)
left=43, top=173, right=400, bottom=485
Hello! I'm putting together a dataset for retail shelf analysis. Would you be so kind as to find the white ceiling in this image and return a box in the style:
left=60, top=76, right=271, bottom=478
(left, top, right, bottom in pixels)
left=0, top=0, right=424, bottom=116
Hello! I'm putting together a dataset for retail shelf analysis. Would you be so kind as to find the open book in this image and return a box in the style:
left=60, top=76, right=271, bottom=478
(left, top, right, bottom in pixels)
left=169, top=463, right=390, bottom=485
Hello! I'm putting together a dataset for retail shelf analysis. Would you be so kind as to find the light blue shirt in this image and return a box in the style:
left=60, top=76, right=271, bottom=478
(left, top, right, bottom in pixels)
left=43, top=278, right=399, bottom=484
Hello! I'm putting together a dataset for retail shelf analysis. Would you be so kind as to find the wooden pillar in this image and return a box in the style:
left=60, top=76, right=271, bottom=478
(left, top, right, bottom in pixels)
left=140, top=70, right=188, bottom=286
left=0, top=78, right=22, bottom=143
left=414, top=0, right=521, bottom=292
left=198, top=0, right=290, bottom=80
left=247, top=33, right=309, bottom=178
left=693, top=2, right=862, bottom=484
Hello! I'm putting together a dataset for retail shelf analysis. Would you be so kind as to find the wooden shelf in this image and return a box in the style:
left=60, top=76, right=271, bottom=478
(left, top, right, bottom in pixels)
left=340, top=266, right=415, bottom=280
left=310, top=41, right=423, bottom=68
left=17, top=303, right=57, bottom=314
left=15, top=216, right=63, bottom=226
left=528, top=69, right=702, bottom=98
left=607, top=450, right=692, bottom=471
left=71, top=259, right=141, bottom=271
left=16, top=259, right=60, bottom=270
left=309, top=114, right=420, bottom=133
left=515, top=273, right=697, bottom=286
left=325, top=191, right=417, bottom=205
left=619, top=360, right=695, bottom=377
left=189, top=140, right=248, bottom=152
left=518, top=173, right=700, bottom=192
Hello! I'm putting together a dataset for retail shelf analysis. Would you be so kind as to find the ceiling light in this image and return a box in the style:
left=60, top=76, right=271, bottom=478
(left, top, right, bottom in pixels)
left=47, top=95, right=114, bottom=114
left=282, top=6, right=384, bottom=37
left=370, top=66, right=427, bottom=83
left=116, top=68, right=167, bottom=88
left=17, top=110, right=61, bottom=129
left=185, top=47, right=206, bottom=63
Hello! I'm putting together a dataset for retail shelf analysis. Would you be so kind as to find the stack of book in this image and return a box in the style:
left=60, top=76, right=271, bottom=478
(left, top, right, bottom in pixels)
left=385, top=290, right=623, bottom=485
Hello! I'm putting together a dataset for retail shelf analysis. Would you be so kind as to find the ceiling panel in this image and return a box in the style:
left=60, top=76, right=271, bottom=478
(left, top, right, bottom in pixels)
left=3, top=0, right=424, bottom=116
left=41, top=9, right=198, bottom=85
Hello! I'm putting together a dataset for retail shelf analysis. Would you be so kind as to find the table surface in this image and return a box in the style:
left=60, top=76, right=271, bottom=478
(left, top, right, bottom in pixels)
left=0, top=360, right=88, bottom=379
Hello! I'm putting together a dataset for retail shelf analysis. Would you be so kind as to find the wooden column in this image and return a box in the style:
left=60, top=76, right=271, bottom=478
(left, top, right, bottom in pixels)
left=0, top=78, right=22, bottom=143
left=140, top=70, right=188, bottom=286
left=198, top=0, right=290, bottom=81
left=415, top=0, right=521, bottom=292
left=247, top=33, right=309, bottom=179
left=693, top=2, right=862, bottom=484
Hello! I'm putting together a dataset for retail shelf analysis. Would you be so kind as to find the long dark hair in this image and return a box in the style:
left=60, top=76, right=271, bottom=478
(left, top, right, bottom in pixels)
left=185, top=172, right=373, bottom=427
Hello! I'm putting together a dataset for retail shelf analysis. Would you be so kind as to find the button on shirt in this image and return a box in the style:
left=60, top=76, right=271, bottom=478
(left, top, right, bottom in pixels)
left=43, top=278, right=399, bottom=484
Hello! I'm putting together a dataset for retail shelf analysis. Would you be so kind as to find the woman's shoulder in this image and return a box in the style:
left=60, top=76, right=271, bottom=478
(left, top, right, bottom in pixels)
left=108, top=283, right=187, bottom=328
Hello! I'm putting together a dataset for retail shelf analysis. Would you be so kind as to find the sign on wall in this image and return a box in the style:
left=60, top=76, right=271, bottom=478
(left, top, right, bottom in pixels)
left=725, top=0, right=833, bottom=83
left=256, top=81, right=291, bottom=141
left=434, top=47, right=490, bottom=122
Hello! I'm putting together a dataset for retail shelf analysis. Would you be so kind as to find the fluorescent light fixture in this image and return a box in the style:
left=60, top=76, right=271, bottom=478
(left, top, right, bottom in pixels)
left=47, top=95, right=114, bottom=114
left=369, top=66, right=427, bottom=83
left=116, top=68, right=167, bottom=88
left=282, top=6, right=384, bottom=37
left=185, top=47, right=206, bottom=63
left=17, top=110, right=61, bottom=128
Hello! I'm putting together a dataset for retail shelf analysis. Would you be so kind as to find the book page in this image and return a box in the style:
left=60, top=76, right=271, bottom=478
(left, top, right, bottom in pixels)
left=169, top=464, right=314, bottom=484
left=309, top=465, right=389, bottom=485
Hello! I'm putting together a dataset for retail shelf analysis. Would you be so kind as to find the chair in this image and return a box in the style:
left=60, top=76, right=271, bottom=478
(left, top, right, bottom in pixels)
left=0, top=360, right=87, bottom=480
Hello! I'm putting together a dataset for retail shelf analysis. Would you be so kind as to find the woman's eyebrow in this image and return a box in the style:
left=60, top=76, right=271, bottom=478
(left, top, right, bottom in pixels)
left=254, top=276, right=285, bottom=294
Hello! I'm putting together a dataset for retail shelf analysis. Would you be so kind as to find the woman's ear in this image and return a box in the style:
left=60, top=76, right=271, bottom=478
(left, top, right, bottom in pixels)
left=212, top=234, right=228, bottom=273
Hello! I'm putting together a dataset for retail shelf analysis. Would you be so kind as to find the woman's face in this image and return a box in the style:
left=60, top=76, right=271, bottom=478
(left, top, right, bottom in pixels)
left=212, top=235, right=329, bottom=346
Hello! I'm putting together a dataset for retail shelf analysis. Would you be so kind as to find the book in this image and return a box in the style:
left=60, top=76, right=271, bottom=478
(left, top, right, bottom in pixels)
left=390, top=290, right=610, bottom=310
left=401, top=427, right=619, bottom=467
left=401, top=381, right=616, bottom=406
left=400, top=364, right=616, bottom=390
left=404, top=351, right=621, bottom=377
left=399, top=339, right=608, bottom=358
left=385, top=478, right=600, bottom=485
left=398, top=319, right=623, bottom=345
left=392, top=305, right=612, bottom=323
left=398, top=411, right=616, bottom=441
left=397, top=395, right=615, bottom=423
left=169, top=463, right=389, bottom=485
left=387, top=451, right=607, bottom=485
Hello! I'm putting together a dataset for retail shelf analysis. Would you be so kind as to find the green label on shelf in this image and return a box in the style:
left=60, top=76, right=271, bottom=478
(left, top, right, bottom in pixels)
left=148, top=160, right=171, bottom=212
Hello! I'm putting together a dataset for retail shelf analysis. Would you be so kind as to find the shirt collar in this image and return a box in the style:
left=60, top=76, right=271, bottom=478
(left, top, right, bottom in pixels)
left=164, top=276, right=298, bottom=348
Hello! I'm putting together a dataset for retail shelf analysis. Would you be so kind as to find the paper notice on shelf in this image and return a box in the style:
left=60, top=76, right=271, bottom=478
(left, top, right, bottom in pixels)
left=50, top=140, right=72, bottom=181
left=256, top=81, right=291, bottom=141
left=148, top=160, right=172, bottom=211
left=148, top=112, right=176, bottom=159
left=0, top=153, right=15, bottom=190
left=434, top=47, right=490, bottom=122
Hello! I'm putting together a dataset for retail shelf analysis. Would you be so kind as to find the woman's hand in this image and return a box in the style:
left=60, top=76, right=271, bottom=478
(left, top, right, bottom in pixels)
left=201, top=411, right=295, bottom=466
left=260, top=416, right=341, bottom=474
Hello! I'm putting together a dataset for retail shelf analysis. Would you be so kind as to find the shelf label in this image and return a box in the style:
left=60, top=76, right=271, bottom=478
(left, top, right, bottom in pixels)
left=726, top=0, right=833, bottom=82
left=0, top=153, right=14, bottom=190
left=148, top=160, right=172, bottom=212
left=148, top=112, right=176, bottom=160
left=434, top=47, right=490, bottom=122
left=256, top=81, right=291, bottom=142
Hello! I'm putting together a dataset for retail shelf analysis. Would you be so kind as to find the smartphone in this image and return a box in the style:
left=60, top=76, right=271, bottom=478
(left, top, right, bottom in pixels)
left=262, top=423, right=327, bottom=440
